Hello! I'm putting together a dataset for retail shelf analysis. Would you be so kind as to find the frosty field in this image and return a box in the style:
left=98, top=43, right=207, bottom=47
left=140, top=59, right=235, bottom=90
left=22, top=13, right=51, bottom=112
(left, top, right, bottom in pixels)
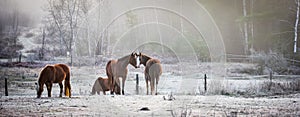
left=1, top=63, right=300, bottom=116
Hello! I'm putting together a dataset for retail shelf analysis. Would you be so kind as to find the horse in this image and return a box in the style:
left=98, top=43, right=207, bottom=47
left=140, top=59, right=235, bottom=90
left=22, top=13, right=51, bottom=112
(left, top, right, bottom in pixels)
left=36, top=64, right=71, bottom=98
left=91, top=77, right=110, bottom=95
left=136, top=52, right=162, bottom=95
left=106, top=53, right=138, bottom=95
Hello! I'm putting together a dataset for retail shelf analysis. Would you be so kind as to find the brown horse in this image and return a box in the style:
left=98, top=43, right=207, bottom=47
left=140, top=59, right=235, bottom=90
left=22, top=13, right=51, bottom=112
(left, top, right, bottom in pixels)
left=106, top=53, right=138, bottom=95
left=36, top=64, right=71, bottom=98
left=91, top=77, right=110, bottom=95
left=136, top=53, right=162, bottom=95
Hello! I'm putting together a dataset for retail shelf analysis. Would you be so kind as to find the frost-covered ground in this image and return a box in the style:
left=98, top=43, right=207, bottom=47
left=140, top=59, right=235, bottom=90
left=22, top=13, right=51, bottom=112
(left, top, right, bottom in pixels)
left=1, top=94, right=300, bottom=116
left=1, top=63, right=300, bottom=116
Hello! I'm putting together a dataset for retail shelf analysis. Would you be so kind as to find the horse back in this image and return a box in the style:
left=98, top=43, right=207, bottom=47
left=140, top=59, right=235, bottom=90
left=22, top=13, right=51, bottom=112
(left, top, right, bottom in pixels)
left=39, top=65, right=56, bottom=83
left=98, top=77, right=110, bottom=91
left=53, top=64, right=67, bottom=83
left=55, top=64, right=70, bottom=74
left=146, top=59, right=162, bottom=76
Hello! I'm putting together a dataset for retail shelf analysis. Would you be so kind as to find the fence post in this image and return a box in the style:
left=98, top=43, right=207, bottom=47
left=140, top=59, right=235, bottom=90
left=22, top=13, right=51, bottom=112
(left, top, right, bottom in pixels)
left=18, top=52, right=22, bottom=63
left=136, top=74, right=139, bottom=95
left=204, top=74, right=207, bottom=93
left=268, top=71, right=273, bottom=91
left=5, top=78, right=8, bottom=96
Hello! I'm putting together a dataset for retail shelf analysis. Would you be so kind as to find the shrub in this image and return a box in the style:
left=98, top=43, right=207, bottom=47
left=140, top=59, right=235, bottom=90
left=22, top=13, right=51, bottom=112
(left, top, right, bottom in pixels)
left=252, top=51, right=288, bottom=75
left=0, top=37, right=24, bottom=59
left=258, top=80, right=300, bottom=96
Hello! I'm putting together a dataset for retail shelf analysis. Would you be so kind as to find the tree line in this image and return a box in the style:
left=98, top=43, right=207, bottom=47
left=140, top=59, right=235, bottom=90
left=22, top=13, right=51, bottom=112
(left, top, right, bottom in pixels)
left=199, top=0, right=300, bottom=60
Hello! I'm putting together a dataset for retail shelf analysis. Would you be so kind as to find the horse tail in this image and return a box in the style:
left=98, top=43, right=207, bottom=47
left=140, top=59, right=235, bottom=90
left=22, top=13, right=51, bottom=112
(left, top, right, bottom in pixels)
left=57, top=64, right=71, bottom=97
left=106, top=60, right=113, bottom=86
left=65, top=70, right=71, bottom=97
left=106, top=60, right=112, bottom=77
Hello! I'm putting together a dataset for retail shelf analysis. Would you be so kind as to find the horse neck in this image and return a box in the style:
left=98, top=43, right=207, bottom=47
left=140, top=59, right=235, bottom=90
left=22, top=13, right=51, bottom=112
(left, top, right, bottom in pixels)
left=117, top=55, right=130, bottom=68
left=141, top=54, right=151, bottom=66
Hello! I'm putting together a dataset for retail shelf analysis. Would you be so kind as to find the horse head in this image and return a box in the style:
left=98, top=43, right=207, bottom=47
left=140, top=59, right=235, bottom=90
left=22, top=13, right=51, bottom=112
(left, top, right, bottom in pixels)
left=129, top=52, right=140, bottom=68
left=135, top=52, right=141, bottom=68
left=35, top=82, right=40, bottom=98
left=135, top=52, right=151, bottom=67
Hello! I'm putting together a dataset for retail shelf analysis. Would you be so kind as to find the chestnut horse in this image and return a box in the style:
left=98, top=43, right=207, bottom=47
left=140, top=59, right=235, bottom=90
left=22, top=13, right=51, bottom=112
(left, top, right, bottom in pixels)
left=91, top=77, right=110, bottom=95
left=36, top=64, right=71, bottom=98
left=106, top=53, right=138, bottom=95
left=136, top=53, right=162, bottom=95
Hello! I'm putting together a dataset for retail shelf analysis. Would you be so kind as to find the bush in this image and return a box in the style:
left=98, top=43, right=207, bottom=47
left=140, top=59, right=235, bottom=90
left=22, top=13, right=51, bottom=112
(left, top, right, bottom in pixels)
left=252, top=51, right=288, bottom=74
left=259, top=79, right=300, bottom=95
left=0, top=37, right=24, bottom=59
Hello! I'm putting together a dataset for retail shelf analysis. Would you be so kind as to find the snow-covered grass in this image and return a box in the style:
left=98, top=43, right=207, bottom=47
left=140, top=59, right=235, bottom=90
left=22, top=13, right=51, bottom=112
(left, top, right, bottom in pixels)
left=1, top=62, right=300, bottom=116
left=1, top=94, right=300, bottom=116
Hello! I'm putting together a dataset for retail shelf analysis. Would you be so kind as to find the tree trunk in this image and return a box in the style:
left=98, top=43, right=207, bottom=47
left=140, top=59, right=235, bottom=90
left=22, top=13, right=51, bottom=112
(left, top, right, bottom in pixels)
left=250, top=0, right=254, bottom=51
left=294, top=0, right=300, bottom=54
left=41, top=28, right=45, bottom=60
left=243, top=0, right=249, bottom=55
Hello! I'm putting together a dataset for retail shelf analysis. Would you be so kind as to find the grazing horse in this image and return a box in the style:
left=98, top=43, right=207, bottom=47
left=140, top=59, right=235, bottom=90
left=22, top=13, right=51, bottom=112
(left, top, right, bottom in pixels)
left=36, top=64, right=71, bottom=98
left=91, top=77, right=110, bottom=95
left=106, top=53, right=138, bottom=95
left=136, top=53, right=162, bottom=95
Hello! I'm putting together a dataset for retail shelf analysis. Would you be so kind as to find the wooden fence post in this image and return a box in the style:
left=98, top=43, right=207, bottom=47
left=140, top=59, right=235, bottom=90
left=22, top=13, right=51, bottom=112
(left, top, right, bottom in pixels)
left=204, top=74, right=207, bottom=93
left=268, top=71, right=273, bottom=91
left=269, top=71, right=273, bottom=82
left=136, top=74, right=139, bottom=95
left=18, top=52, right=22, bottom=63
left=5, top=78, right=8, bottom=96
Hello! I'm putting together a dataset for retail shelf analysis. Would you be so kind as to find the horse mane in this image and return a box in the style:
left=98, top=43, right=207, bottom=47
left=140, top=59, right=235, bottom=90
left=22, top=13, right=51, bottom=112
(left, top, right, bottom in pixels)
left=140, top=53, right=152, bottom=66
left=141, top=53, right=151, bottom=59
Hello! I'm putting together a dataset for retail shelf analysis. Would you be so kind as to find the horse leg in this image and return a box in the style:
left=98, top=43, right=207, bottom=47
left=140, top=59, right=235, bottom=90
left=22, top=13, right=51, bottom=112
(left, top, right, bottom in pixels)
left=115, top=78, right=121, bottom=95
left=102, top=85, right=106, bottom=95
left=113, top=84, right=119, bottom=95
left=45, top=82, right=52, bottom=97
left=110, top=76, right=114, bottom=95
left=59, top=83, right=63, bottom=97
left=150, top=78, right=155, bottom=95
left=155, top=77, right=159, bottom=95
left=122, top=77, right=126, bottom=95
left=145, top=74, right=149, bottom=95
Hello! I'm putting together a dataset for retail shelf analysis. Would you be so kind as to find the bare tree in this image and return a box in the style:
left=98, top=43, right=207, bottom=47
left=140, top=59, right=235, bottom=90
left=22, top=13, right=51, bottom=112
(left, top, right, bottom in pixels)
left=46, top=0, right=82, bottom=65
left=243, top=0, right=249, bottom=55
left=0, top=1, right=24, bottom=62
